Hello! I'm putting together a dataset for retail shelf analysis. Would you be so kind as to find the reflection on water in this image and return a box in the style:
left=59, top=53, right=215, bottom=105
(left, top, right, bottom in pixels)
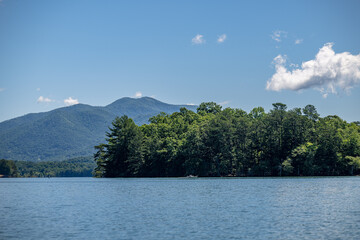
left=1, top=177, right=360, bottom=239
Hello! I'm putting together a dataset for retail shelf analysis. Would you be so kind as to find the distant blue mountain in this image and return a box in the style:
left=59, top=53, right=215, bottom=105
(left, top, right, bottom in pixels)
left=0, top=97, right=197, bottom=161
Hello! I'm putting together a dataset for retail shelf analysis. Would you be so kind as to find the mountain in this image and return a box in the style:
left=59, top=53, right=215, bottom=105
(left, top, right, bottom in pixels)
left=0, top=97, right=197, bottom=162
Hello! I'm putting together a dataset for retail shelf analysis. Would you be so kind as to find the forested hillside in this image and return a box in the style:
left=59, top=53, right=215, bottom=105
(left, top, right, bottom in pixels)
left=0, top=97, right=196, bottom=161
left=15, top=157, right=95, bottom=177
left=94, top=102, right=360, bottom=177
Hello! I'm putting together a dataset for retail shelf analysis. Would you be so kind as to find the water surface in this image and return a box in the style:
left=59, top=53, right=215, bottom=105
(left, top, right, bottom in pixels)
left=1, top=177, right=360, bottom=239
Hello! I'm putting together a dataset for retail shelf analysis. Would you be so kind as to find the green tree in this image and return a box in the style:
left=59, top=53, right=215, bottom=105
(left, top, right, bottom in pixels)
left=263, top=103, right=288, bottom=176
left=303, top=104, right=319, bottom=122
left=313, top=117, right=343, bottom=175
left=94, top=115, right=143, bottom=177
left=345, top=156, right=360, bottom=175
left=0, top=159, right=19, bottom=177
left=197, top=102, right=222, bottom=115
left=282, top=142, right=317, bottom=176
left=93, top=102, right=359, bottom=178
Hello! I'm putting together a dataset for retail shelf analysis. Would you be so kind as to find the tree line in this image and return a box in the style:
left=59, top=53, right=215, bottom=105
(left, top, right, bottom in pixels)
left=94, top=102, right=360, bottom=177
left=0, top=157, right=95, bottom=177
left=0, top=159, right=19, bottom=177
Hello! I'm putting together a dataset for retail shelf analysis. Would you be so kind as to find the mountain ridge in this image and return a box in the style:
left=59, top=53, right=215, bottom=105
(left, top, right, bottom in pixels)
left=0, top=97, right=197, bottom=162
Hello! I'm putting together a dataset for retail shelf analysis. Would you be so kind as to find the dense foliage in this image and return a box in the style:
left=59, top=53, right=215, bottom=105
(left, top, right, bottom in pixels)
left=94, top=102, right=360, bottom=177
left=14, top=157, right=96, bottom=177
left=0, top=159, right=19, bottom=177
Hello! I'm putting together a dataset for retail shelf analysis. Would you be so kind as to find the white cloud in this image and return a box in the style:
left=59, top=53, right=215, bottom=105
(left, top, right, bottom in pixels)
left=271, top=30, right=287, bottom=42
left=36, top=88, right=40, bottom=91
left=289, top=63, right=299, bottom=68
left=64, top=97, right=79, bottom=106
left=37, top=96, right=54, bottom=103
left=266, top=43, right=360, bottom=97
left=321, top=89, right=328, bottom=99
left=186, top=103, right=196, bottom=106
left=219, top=101, right=230, bottom=105
left=192, top=34, right=205, bottom=45
left=134, top=91, right=142, bottom=98
left=217, top=34, right=227, bottom=43
left=273, top=54, right=287, bottom=65
left=0, top=88, right=4, bottom=92
left=295, top=39, right=303, bottom=44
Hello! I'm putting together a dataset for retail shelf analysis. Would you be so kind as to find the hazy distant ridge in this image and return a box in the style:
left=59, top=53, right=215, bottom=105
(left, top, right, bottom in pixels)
left=0, top=97, right=197, bottom=162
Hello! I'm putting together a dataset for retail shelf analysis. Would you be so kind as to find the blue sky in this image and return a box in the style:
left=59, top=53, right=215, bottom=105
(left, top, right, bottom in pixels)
left=0, top=0, right=360, bottom=122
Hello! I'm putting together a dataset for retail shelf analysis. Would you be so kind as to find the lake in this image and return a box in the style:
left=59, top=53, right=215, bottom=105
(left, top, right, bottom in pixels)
left=1, top=177, right=360, bottom=239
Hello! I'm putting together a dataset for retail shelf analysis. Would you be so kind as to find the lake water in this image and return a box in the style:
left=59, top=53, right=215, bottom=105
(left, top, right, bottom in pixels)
left=1, top=177, right=360, bottom=239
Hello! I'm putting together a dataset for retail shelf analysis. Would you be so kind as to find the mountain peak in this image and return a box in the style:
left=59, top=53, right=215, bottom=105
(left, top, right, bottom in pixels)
left=106, top=96, right=164, bottom=107
left=0, top=97, right=197, bottom=161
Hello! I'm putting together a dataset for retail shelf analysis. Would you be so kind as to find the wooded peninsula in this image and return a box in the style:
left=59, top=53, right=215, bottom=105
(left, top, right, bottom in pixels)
left=94, top=102, right=360, bottom=177
left=0, top=157, right=95, bottom=178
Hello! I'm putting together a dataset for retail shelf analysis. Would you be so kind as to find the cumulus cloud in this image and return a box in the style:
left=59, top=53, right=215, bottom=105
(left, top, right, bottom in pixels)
left=290, top=63, right=299, bottom=68
left=271, top=30, right=287, bottom=42
left=266, top=43, right=360, bottom=97
left=186, top=103, right=196, bottom=106
left=37, top=96, right=54, bottom=103
left=217, top=34, right=227, bottom=43
left=295, top=39, right=303, bottom=45
left=64, top=97, right=79, bottom=106
left=134, top=91, right=142, bottom=98
left=273, top=54, right=287, bottom=65
left=192, top=34, right=205, bottom=45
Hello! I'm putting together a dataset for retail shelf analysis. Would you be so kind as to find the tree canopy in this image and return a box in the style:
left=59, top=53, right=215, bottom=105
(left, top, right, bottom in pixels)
left=0, top=159, right=19, bottom=177
left=14, top=157, right=95, bottom=177
left=94, top=103, right=360, bottom=177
